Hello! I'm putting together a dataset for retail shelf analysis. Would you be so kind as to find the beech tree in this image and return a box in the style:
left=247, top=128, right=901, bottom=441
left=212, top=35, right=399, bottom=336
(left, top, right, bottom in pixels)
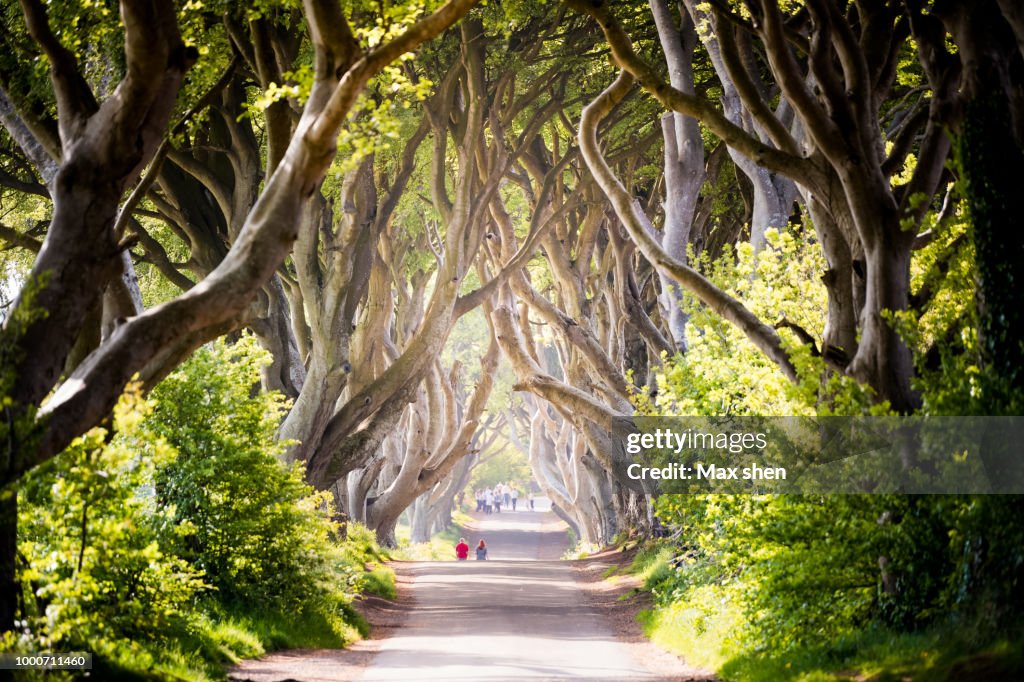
left=573, top=0, right=1021, bottom=411
left=2, top=0, right=1021, bottom=636
left=0, top=0, right=476, bottom=634
left=567, top=0, right=967, bottom=413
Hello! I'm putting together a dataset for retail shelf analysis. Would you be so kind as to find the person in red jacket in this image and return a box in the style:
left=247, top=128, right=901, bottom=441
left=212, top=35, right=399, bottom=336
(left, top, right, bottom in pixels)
left=455, top=538, right=470, bottom=560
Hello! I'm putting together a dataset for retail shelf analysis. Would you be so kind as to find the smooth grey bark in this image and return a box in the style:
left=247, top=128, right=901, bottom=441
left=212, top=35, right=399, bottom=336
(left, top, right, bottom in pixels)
left=578, top=70, right=799, bottom=382
left=650, top=0, right=704, bottom=351
left=682, top=1, right=798, bottom=251
left=526, top=407, right=599, bottom=544
left=4, top=0, right=481, bottom=479
left=0, top=87, right=58, bottom=186
left=305, top=19, right=508, bottom=490
left=367, top=309, right=500, bottom=545
left=409, top=453, right=473, bottom=543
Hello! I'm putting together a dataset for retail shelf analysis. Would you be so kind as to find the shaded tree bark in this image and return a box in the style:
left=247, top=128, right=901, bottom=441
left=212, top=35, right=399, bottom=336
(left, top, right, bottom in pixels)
left=0, top=0, right=478, bottom=635
left=928, top=0, right=1024, bottom=404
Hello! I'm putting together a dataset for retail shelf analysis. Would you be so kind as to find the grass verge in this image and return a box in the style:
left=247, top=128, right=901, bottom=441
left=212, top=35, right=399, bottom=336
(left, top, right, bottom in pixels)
left=391, top=513, right=474, bottom=561
left=626, top=541, right=1024, bottom=682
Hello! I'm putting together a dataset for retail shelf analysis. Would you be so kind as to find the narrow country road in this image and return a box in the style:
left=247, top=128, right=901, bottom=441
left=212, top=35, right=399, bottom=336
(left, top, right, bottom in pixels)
left=232, top=510, right=708, bottom=681
left=361, top=510, right=654, bottom=681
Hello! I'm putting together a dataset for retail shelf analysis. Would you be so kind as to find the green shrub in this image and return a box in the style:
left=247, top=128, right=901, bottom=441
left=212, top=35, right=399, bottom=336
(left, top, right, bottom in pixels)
left=16, top=390, right=205, bottom=652
left=148, top=335, right=344, bottom=611
left=9, top=337, right=394, bottom=679
left=636, top=219, right=1024, bottom=679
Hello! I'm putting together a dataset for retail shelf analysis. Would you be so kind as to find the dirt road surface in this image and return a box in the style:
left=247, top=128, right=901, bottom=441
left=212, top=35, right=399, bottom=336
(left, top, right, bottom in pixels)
left=231, top=511, right=710, bottom=681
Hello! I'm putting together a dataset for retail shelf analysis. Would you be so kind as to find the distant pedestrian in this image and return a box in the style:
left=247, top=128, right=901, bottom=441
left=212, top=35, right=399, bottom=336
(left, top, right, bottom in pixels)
left=511, top=488, right=519, bottom=511
left=485, top=488, right=494, bottom=514
left=503, top=489, right=511, bottom=507
left=494, top=492, right=502, bottom=513
left=475, top=490, right=483, bottom=513
left=455, top=537, right=470, bottom=560
left=528, top=494, right=535, bottom=511
left=476, top=539, right=488, bottom=560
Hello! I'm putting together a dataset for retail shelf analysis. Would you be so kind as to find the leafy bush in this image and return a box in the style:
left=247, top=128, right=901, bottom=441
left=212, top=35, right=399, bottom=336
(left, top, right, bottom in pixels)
left=639, top=227, right=879, bottom=420
left=9, top=336, right=390, bottom=679
left=646, top=492, right=1024, bottom=680
left=16, top=390, right=205, bottom=653
left=148, top=335, right=341, bottom=609
left=638, top=219, right=1024, bottom=678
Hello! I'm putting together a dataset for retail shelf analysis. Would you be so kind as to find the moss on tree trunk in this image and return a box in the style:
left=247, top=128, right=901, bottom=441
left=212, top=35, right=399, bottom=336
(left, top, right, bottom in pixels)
left=958, top=75, right=1024, bottom=409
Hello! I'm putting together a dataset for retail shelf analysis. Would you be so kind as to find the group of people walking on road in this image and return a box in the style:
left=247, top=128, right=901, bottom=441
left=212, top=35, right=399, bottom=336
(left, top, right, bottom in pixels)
left=455, top=537, right=487, bottom=560
left=460, top=483, right=541, bottom=560
left=474, top=483, right=520, bottom=513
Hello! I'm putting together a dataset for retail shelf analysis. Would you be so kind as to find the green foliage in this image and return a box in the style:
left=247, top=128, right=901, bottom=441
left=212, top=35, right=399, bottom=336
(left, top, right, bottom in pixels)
left=467, top=447, right=531, bottom=491
left=16, top=389, right=205, bottom=651
left=8, top=336, right=393, bottom=679
left=641, top=598, right=1024, bottom=682
left=643, top=492, right=1024, bottom=681
left=342, top=522, right=395, bottom=600
left=641, top=226, right=877, bottom=419
left=639, top=209, right=1024, bottom=679
left=361, top=566, right=397, bottom=600
left=148, top=335, right=336, bottom=609
left=891, top=193, right=1024, bottom=415
left=391, top=525, right=460, bottom=561
left=329, top=36, right=438, bottom=176
left=629, top=544, right=676, bottom=591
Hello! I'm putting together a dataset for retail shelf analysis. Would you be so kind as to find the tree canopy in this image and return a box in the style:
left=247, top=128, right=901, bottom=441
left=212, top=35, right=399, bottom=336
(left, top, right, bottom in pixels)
left=1, top=0, right=1023, bottom=677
